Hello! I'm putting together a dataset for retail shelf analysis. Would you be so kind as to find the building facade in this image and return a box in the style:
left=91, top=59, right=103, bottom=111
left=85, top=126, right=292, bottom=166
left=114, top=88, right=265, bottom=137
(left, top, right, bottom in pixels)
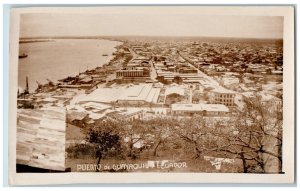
left=210, top=92, right=236, bottom=107
left=116, top=69, right=144, bottom=77
left=171, top=103, right=229, bottom=116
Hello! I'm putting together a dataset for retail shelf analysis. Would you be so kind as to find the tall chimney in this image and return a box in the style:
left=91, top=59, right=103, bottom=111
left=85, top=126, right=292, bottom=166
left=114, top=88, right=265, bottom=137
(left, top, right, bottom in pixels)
left=25, top=76, right=29, bottom=93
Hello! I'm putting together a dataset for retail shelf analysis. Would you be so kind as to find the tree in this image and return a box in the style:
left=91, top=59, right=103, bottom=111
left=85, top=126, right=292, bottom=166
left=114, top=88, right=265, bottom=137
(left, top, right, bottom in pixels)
left=171, top=115, right=212, bottom=159
left=121, top=119, right=149, bottom=158
left=157, top=76, right=167, bottom=84
left=146, top=118, right=174, bottom=157
left=203, top=96, right=283, bottom=173
left=223, top=96, right=283, bottom=173
left=86, top=119, right=123, bottom=172
left=173, top=76, right=183, bottom=84
left=171, top=95, right=282, bottom=173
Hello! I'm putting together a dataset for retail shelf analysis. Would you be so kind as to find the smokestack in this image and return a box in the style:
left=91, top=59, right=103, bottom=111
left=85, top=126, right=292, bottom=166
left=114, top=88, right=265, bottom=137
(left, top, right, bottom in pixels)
left=25, top=76, right=29, bottom=93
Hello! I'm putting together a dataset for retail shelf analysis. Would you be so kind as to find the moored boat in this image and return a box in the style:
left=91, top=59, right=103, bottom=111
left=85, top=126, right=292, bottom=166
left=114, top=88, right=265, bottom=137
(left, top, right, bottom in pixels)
left=19, top=53, right=28, bottom=59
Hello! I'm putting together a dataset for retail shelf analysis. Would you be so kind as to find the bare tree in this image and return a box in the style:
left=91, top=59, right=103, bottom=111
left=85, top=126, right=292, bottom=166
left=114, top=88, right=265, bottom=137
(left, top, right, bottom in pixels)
left=147, top=118, right=173, bottom=157
left=171, top=95, right=282, bottom=173
left=225, top=96, right=283, bottom=173
left=171, top=115, right=212, bottom=159
left=204, top=96, right=283, bottom=173
left=122, top=119, right=149, bottom=158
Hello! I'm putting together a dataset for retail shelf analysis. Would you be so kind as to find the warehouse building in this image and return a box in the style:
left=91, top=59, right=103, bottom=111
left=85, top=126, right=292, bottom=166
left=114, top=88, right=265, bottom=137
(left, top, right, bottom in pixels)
left=79, top=84, right=161, bottom=106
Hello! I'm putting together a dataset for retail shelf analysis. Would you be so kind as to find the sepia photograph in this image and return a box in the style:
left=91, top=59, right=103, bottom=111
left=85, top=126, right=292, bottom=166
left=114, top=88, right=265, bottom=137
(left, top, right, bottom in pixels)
left=8, top=6, right=295, bottom=184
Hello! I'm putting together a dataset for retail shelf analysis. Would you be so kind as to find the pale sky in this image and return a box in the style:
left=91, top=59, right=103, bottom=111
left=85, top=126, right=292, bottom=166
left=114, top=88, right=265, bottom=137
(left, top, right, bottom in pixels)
left=20, top=12, right=283, bottom=39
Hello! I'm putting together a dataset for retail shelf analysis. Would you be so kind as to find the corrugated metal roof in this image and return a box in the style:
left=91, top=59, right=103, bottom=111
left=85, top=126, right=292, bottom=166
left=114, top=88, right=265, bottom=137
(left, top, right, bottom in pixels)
left=17, top=107, right=66, bottom=171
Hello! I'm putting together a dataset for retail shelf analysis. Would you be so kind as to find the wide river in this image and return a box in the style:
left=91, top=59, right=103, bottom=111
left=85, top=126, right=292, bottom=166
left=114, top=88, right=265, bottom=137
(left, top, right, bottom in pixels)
left=18, top=39, right=122, bottom=92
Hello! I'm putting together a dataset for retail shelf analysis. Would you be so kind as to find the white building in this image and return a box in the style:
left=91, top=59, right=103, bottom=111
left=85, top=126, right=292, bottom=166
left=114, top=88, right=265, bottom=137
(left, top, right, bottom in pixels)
left=241, top=92, right=283, bottom=112
left=171, top=103, right=229, bottom=116
left=79, top=84, right=161, bottom=106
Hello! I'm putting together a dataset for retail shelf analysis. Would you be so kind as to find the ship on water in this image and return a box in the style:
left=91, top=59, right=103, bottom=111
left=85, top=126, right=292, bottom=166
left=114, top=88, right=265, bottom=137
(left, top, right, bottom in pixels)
left=102, top=54, right=108, bottom=56
left=19, top=53, right=28, bottom=59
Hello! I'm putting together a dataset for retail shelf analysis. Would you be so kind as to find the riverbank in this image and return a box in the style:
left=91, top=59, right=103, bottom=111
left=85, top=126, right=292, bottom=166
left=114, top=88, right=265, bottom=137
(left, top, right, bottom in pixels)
left=16, top=40, right=132, bottom=109
left=18, top=38, right=123, bottom=92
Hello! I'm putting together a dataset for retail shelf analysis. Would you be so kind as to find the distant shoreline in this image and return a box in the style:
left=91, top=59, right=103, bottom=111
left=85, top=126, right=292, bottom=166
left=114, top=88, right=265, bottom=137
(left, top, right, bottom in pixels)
left=19, top=36, right=283, bottom=46
left=19, top=35, right=283, bottom=41
left=19, top=39, right=54, bottom=44
left=19, top=37, right=124, bottom=44
left=20, top=37, right=108, bottom=40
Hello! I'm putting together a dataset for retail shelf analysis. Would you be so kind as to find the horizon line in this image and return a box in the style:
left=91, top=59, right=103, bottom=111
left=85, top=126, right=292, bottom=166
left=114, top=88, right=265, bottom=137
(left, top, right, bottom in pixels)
left=19, top=35, right=283, bottom=40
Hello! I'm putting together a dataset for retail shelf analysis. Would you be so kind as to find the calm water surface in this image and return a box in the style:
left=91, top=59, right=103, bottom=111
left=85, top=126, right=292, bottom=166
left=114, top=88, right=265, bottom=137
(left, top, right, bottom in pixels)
left=18, top=39, right=122, bottom=92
